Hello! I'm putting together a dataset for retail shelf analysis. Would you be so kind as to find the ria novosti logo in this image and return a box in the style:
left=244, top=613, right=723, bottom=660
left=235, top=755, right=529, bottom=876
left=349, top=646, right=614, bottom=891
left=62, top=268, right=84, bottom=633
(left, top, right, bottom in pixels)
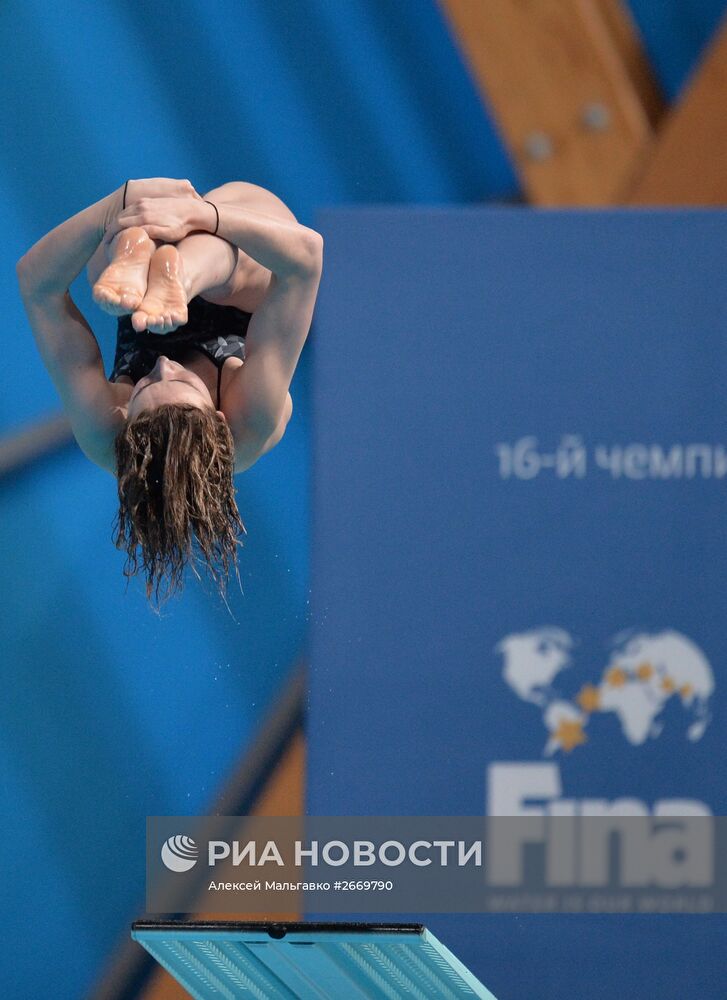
left=161, top=835, right=199, bottom=872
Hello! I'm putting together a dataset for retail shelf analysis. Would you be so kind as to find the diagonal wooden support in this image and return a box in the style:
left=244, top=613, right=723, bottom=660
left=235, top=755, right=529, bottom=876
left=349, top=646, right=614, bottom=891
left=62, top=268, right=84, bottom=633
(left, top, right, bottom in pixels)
left=438, top=0, right=663, bottom=205
left=629, top=13, right=727, bottom=204
left=590, top=0, right=663, bottom=126
left=0, top=412, right=73, bottom=477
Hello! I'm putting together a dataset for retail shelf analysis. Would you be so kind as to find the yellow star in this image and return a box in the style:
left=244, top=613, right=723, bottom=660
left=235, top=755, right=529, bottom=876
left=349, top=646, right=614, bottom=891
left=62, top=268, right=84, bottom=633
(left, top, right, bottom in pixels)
left=636, top=662, right=653, bottom=681
left=680, top=683, right=693, bottom=700
left=661, top=676, right=675, bottom=694
left=553, top=718, right=587, bottom=752
left=605, top=666, right=627, bottom=687
left=576, top=684, right=601, bottom=713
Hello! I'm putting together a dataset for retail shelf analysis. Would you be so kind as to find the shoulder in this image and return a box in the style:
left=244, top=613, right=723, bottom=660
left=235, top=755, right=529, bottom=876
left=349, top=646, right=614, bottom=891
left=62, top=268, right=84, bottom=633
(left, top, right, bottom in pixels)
left=81, top=381, right=130, bottom=474
left=231, top=393, right=293, bottom=474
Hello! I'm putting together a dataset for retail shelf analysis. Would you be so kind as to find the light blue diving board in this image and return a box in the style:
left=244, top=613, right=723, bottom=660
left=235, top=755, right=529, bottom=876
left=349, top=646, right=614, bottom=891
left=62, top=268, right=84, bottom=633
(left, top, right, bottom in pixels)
left=131, top=920, right=498, bottom=999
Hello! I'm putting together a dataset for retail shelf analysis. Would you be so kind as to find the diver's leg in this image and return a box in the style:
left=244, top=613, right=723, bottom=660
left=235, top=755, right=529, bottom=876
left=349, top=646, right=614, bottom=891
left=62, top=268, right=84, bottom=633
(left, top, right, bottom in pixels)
left=174, top=232, right=240, bottom=302
left=129, top=237, right=239, bottom=334
left=177, top=181, right=298, bottom=311
left=133, top=182, right=297, bottom=332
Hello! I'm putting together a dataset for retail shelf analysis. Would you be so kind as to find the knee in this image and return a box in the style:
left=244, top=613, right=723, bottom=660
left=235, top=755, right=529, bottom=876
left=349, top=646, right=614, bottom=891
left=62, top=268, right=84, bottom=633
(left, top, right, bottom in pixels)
left=202, top=181, right=257, bottom=202
left=201, top=181, right=298, bottom=223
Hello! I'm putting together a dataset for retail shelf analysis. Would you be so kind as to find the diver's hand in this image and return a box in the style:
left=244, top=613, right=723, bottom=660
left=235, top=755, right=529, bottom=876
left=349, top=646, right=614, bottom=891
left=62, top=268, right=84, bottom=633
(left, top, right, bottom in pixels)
left=102, top=196, right=207, bottom=245
left=102, top=179, right=203, bottom=239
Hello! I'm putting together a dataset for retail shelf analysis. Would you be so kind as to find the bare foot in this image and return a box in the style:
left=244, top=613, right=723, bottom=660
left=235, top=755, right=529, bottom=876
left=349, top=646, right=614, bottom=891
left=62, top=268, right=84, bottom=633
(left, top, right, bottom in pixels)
left=92, top=227, right=154, bottom=316
left=131, top=245, right=189, bottom=334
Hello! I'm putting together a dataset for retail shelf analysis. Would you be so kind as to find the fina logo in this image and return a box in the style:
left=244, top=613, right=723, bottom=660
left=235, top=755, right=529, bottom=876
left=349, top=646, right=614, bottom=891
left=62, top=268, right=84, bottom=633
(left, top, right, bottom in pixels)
left=496, top=627, right=713, bottom=753
left=488, top=628, right=715, bottom=815
left=161, top=835, right=199, bottom=872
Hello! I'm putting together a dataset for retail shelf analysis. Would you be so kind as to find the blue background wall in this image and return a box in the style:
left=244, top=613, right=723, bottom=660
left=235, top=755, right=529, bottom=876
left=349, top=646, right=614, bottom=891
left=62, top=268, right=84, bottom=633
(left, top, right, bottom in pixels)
left=309, top=206, right=727, bottom=999
left=1, top=1, right=726, bottom=997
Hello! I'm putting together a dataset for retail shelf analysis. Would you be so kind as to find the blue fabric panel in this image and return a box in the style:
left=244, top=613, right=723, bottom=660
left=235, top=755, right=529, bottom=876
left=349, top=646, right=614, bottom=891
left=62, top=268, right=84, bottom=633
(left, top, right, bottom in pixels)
left=309, top=206, right=727, bottom=1000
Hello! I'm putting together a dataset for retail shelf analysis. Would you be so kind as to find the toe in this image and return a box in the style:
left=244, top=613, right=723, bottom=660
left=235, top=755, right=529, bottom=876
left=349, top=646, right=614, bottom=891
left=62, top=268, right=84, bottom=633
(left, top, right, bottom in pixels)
left=131, top=311, right=148, bottom=333
left=94, top=285, right=116, bottom=305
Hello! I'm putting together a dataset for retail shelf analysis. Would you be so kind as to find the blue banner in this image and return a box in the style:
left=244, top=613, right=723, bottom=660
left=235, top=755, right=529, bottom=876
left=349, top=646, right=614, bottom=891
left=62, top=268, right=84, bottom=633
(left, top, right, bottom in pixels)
left=309, top=207, right=727, bottom=999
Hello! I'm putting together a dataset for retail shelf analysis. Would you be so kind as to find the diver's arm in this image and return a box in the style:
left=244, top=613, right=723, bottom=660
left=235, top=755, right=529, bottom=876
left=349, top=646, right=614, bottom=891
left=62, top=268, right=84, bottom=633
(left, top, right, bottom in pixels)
left=14, top=185, right=141, bottom=471
left=226, top=255, right=322, bottom=472
left=14, top=286, right=125, bottom=473
left=16, top=178, right=201, bottom=295
left=232, top=393, right=293, bottom=472
left=204, top=203, right=321, bottom=277
left=103, top=197, right=321, bottom=278
left=259, top=393, right=293, bottom=455
left=16, top=186, right=125, bottom=296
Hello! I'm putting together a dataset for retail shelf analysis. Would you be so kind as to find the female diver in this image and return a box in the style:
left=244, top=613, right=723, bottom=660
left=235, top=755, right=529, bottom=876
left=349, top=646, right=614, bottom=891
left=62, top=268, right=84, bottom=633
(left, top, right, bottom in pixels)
left=16, top=178, right=323, bottom=605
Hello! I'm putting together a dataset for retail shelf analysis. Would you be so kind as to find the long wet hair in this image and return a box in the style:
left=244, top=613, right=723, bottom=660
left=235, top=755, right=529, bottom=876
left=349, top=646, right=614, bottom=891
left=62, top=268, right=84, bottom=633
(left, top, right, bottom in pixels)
left=114, top=403, right=245, bottom=607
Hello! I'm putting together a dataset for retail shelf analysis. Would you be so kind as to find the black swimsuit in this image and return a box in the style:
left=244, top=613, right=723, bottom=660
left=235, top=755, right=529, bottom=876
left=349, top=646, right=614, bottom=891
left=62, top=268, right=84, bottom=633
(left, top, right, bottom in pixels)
left=110, top=296, right=252, bottom=409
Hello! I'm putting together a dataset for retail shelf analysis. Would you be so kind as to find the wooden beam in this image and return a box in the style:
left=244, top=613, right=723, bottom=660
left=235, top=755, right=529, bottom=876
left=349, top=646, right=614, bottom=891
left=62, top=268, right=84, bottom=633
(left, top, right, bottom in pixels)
left=629, top=13, right=727, bottom=204
left=438, top=0, right=661, bottom=205
left=0, top=412, right=73, bottom=477
left=590, top=0, right=664, bottom=127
